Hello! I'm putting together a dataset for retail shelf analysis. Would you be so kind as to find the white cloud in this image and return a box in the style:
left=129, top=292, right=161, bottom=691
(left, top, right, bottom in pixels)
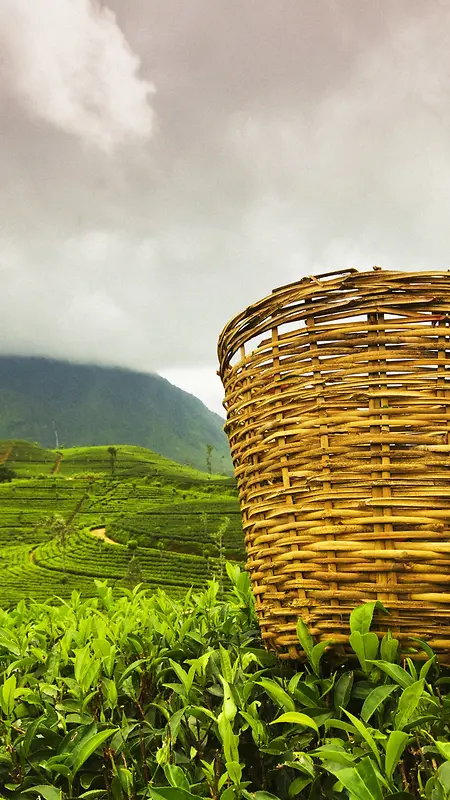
left=0, top=0, right=154, bottom=150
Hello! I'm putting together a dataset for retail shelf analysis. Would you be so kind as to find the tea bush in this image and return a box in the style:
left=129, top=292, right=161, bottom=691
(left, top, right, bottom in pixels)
left=0, top=568, right=450, bottom=799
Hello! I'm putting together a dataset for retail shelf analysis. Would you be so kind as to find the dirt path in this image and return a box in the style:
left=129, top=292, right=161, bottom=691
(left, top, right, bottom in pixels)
left=51, top=453, right=63, bottom=475
left=90, top=527, right=120, bottom=546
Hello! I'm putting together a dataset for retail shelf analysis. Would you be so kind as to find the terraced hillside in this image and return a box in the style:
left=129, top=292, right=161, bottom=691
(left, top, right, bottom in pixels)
left=0, top=440, right=244, bottom=606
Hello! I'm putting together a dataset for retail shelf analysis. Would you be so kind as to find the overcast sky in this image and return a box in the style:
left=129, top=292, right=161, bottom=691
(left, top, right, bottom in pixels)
left=1, top=1, right=450, bottom=416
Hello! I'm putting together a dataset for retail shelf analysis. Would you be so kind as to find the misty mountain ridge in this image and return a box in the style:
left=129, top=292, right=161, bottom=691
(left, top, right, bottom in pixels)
left=0, top=356, right=232, bottom=473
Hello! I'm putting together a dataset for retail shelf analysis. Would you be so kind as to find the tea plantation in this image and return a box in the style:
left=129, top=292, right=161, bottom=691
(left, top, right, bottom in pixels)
left=2, top=441, right=450, bottom=799
left=0, top=440, right=244, bottom=605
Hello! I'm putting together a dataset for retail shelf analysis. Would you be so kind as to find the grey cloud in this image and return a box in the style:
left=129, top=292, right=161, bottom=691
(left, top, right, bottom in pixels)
left=0, top=0, right=450, bottom=392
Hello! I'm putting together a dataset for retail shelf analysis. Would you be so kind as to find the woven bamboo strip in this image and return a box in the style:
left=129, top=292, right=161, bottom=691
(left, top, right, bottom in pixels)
left=218, top=268, right=450, bottom=659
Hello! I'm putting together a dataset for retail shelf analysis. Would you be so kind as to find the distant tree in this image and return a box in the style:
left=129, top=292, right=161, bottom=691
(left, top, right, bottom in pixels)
left=107, top=446, right=118, bottom=477
left=125, top=554, right=142, bottom=588
left=0, top=466, right=15, bottom=483
left=205, top=444, right=214, bottom=476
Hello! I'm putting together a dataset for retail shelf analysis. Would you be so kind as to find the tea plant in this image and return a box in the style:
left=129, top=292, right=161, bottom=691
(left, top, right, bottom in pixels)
left=0, top=569, right=450, bottom=799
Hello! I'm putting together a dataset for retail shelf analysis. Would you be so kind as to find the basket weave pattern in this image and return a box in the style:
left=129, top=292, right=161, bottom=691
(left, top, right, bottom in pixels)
left=218, top=269, right=450, bottom=658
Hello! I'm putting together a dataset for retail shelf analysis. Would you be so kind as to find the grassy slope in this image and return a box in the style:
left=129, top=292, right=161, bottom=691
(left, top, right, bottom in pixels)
left=0, top=440, right=244, bottom=606
left=0, top=356, right=232, bottom=473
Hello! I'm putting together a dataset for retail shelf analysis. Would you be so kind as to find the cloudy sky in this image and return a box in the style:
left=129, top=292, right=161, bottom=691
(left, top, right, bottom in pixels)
left=1, top=0, right=450, bottom=416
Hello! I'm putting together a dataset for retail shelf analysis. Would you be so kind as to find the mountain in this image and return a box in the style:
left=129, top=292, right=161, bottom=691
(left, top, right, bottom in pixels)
left=0, top=356, right=232, bottom=473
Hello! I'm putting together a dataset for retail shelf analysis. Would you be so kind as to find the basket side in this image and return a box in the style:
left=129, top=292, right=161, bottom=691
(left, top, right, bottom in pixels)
left=218, top=269, right=450, bottom=658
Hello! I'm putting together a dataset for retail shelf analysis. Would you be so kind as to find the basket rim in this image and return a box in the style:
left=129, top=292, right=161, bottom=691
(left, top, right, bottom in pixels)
left=217, top=267, right=450, bottom=375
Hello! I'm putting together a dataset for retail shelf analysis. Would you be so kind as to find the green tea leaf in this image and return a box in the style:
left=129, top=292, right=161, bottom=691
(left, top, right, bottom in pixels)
left=270, top=711, right=318, bottom=733
left=288, top=777, right=312, bottom=798
left=326, top=760, right=382, bottom=800
left=362, top=632, right=380, bottom=661
left=226, top=760, right=242, bottom=786
left=217, top=712, right=239, bottom=764
left=0, top=674, right=16, bottom=717
left=257, top=678, right=295, bottom=712
left=419, top=657, right=436, bottom=682
left=289, top=674, right=320, bottom=708
left=148, top=789, right=199, bottom=800
left=0, top=628, right=21, bottom=657
left=380, top=631, right=399, bottom=664
left=164, top=764, right=190, bottom=792
left=71, top=728, right=117, bottom=776
left=385, top=730, right=410, bottom=781
left=350, top=632, right=379, bottom=673
left=395, top=679, right=425, bottom=731
left=74, top=644, right=91, bottom=686
left=240, top=710, right=266, bottom=746
left=342, top=709, right=381, bottom=766
left=366, top=661, right=414, bottom=688
left=23, top=786, right=62, bottom=800
left=435, top=739, right=450, bottom=761
left=116, top=658, right=149, bottom=688
left=349, top=631, right=367, bottom=672
left=116, top=766, right=133, bottom=796
left=437, top=761, right=450, bottom=790
left=312, top=744, right=356, bottom=767
left=324, top=718, right=357, bottom=735
left=356, top=757, right=383, bottom=800
left=220, top=675, right=237, bottom=722
left=249, top=792, right=283, bottom=800
left=410, top=637, right=435, bottom=662
left=350, top=601, right=387, bottom=635
left=296, top=618, right=313, bottom=659
left=311, top=641, right=331, bottom=676
left=361, top=685, right=397, bottom=723
left=333, top=671, right=353, bottom=710
left=219, top=644, right=233, bottom=684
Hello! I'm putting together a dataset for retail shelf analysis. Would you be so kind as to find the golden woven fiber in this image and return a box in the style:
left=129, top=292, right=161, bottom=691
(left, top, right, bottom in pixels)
left=217, top=268, right=450, bottom=659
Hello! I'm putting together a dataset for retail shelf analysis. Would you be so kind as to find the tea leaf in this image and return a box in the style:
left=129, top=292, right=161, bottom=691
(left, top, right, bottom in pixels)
left=327, top=758, right=382, bottom=800
left=342, top=709, right=381, bottom=766
left=71, top=728, right=117, bottom=776
left=366, top=661, right=414, bottom=688
left=385, top=730, right=410, bottom=781
left=257, top=678, right=295, bottom=712
left=23, top=786, right=62, bottom=800
left=164, top=764, right=190, bottom=792
left=361, top=685, right=397, bottom=723
left=270, top=711, right=319, bottom=733
left=333, top=671, right=353, bottom=710
left=395, top=679, right=425, bottom=731
left=350, top=602, right=387, bottom=636
left=148, top=789, right=199, bottom=800
left=380, top=631, right=399, bottom=663
left=296, top=617, right=314, bottom=659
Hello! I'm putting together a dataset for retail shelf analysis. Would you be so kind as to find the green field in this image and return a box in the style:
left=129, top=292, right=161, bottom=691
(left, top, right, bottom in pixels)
left=0, top=440, right=244, bottom=605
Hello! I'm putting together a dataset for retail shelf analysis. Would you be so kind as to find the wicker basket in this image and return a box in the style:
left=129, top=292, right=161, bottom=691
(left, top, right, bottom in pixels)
left=218, top=268, right=450, bottom=659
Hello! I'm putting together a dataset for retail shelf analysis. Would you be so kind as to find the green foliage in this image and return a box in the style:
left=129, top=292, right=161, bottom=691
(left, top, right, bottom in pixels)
left=107, top=446, right=118, bottom=477
left=0, top=442, right=243, bottom=605
left=0, top=465, right=16, bottom=482
left=0, top=356, right=233, bottom=472
left=0, top=579, right=449, bottom=799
